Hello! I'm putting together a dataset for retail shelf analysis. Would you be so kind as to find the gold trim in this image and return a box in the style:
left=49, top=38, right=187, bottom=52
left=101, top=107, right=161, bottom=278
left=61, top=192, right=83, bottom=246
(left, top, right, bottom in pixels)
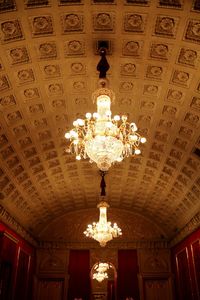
left=3, top=231, right=18, bottom=243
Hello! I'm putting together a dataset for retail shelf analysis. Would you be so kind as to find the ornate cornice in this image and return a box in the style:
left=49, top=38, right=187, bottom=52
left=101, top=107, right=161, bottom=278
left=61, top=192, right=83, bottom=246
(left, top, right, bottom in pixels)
left=38, top=240, right=169, bottom=250
left=0, top=205, right=38, bottom=246
left=170, top=211, right=200, bottom=247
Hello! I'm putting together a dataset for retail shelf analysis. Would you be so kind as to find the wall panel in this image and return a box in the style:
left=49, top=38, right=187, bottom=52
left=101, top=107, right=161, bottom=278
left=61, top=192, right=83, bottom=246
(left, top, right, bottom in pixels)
left=171, top=228, right=200, bottom=300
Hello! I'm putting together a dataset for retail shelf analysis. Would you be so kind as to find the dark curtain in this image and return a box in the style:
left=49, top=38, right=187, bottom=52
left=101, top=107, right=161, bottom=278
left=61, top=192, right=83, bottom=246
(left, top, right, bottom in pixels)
left=14, top=249, right=30, bottom=300
left=176, top=249, right=193, bottom=300
left=107, top=280, right=115, bottom=300
left=117, top=249, right=140, bottom=300
left=67, top=249, right=90, bottom=300
left=191, top=240, right=200, bottom=299
left=0, top=234, right=17, bottom=300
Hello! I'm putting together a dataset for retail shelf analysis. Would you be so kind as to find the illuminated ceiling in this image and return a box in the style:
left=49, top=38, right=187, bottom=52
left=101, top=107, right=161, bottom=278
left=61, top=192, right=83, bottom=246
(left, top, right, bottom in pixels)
left=0, top=0, right=200, bottom=242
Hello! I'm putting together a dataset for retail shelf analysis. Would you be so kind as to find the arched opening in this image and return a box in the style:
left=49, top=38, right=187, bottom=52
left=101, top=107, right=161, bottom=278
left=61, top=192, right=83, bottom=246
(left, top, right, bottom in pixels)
left=91, top=262, right=117, bottom=300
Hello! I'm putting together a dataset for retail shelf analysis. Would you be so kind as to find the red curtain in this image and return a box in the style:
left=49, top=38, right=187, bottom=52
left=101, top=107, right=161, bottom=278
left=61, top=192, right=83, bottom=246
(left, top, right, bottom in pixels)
left=68, top=249, right=90, bottom=300
left=117, top=249, right=140, bottom=300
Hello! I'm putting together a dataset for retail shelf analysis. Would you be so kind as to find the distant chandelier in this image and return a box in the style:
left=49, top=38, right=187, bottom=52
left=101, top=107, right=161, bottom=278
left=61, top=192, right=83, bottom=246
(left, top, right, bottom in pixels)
left=65, top=47, right=146, bottom=171
left=93, top=262, right=110, bottom=282
left=84, top=172, right=122, bottom=247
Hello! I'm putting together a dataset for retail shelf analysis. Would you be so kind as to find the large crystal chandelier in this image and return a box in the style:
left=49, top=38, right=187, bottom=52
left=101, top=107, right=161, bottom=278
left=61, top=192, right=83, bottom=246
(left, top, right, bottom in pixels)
left=65, top=48, right=146, bottom=171
left=84, top=172, right=122, bottom=247
left=93, top=262, right=110, bottom=282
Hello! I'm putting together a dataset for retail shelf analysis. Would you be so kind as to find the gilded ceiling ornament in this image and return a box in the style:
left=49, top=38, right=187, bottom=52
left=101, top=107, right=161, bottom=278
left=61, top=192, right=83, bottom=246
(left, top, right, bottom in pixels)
left=24, top=88, right=39, bottom=99
left=155, top=15, right=178, bottom=37
left=0, top=95, right=16, bottom=107
left=63, top=13, right=83, bottom=32
left=0, top=75, right=10, bottom=91
left=185, top=19, right=200, bottom=43
left=30, top=16, right=53, bottom=35
left=1, top=20, right=23, bottom=42
left=167, top=89, right=183, bottom=101
left=38, top=42, right=57, bottom=59
left=9, top=47, right=30, bottom=64
left=150, top=43, right=169, bottom=60
left=7, top=111, right=22, bottom=123
left=17, top=69, right=34, bottom=82
left=121, top=63, right=136, bottom=75
left=178, top=48, right=197, bottom=66
left=71, top=62, right=85, bottom=73
left=48, top=83, right=63, bottom=95
left=144, top=85, right=158, bottom=95
left=73, top=81, right=85, bottom=90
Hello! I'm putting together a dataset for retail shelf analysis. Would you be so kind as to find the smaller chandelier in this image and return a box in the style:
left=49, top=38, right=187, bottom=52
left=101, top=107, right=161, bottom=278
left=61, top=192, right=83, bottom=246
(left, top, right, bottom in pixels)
left=84, top=201, right=122, bottom=247
left=93, top=271, right=108, bottom=282
left=65, top=48, right=146, bottom=171
left=93, top=262, right=110, bottom=282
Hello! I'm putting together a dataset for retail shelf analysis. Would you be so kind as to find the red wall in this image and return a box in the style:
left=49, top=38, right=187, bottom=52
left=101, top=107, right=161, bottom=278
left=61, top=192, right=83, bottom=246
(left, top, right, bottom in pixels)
left=171, top=228, right=200, bottom=300
left=0, top=222, right=35, bottom=300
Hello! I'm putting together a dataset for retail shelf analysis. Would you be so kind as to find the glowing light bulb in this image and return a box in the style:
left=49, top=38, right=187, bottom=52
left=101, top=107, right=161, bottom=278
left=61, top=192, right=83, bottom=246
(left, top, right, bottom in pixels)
left=73, top=120, right=78, bottom=127
left=135, top=149, right=141, bottom=155
left=76, top=155, right=81, bottom=160
left=141, top=137, right=146, bottom=143
left=93, top=112, right=99, bottom=118
left=130, top=123, right=137, bottom=131
left=86, top=112, right=92, bottom=119
left=77, top=119, right=84, bottom=126
left=65, top=132, right=70, bottom=139
left=122, top=115, right=127, bottom=122
left=114, top=115, right=120, bottom=121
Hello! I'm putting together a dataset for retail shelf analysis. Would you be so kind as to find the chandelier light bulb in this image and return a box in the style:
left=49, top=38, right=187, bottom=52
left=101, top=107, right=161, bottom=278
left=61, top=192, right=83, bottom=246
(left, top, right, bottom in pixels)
left=65, top=132, right=70, bottom=139
left=86, top=112, right=92, bottom=119
left=114, top=115, right=120, bottom=121
left=135, top=149, right=141, bottom=155
left=141, top=137, right=147, bottom=143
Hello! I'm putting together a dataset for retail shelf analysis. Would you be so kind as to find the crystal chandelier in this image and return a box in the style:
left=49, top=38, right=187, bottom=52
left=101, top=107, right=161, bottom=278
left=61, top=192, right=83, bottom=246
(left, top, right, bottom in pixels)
left=93, top=262, right=110, bottom=282
left=84, top=172, right=122, bottom=247
left=65, top=48, right=146, bottom=171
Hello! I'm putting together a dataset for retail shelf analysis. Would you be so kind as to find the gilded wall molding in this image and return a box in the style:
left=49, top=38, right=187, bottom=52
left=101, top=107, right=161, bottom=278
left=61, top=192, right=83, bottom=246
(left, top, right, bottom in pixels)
left=0, top=205, right=38, bottom=246
left=38, top=240, right=169, bottom=250
left=170, top=211, right=200, bottom=247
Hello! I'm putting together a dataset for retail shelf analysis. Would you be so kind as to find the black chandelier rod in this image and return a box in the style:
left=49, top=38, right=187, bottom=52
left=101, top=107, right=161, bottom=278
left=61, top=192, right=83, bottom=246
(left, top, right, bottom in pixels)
left=97, top=48, right=110, bottom=79
left=100, top=171, right=106, bottom=196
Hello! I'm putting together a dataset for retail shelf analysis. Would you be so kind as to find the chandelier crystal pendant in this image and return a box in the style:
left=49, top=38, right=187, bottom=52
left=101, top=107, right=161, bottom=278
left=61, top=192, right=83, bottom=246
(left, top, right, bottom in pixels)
left=65, top=48, right=146, bottom=171
left=83, top=172, right=122, bottom=247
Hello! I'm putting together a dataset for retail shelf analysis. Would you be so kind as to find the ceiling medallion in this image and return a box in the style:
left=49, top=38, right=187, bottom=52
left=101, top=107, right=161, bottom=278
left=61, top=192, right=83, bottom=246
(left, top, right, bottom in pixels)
left=65, top=47, right=146, bottom=171
left=83, top=172, right=122, bottom=247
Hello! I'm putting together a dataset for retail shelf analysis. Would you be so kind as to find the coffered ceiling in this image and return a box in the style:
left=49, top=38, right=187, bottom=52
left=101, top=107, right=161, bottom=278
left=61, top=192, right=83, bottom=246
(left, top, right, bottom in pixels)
left=0, top=0, right=200, bottom=242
